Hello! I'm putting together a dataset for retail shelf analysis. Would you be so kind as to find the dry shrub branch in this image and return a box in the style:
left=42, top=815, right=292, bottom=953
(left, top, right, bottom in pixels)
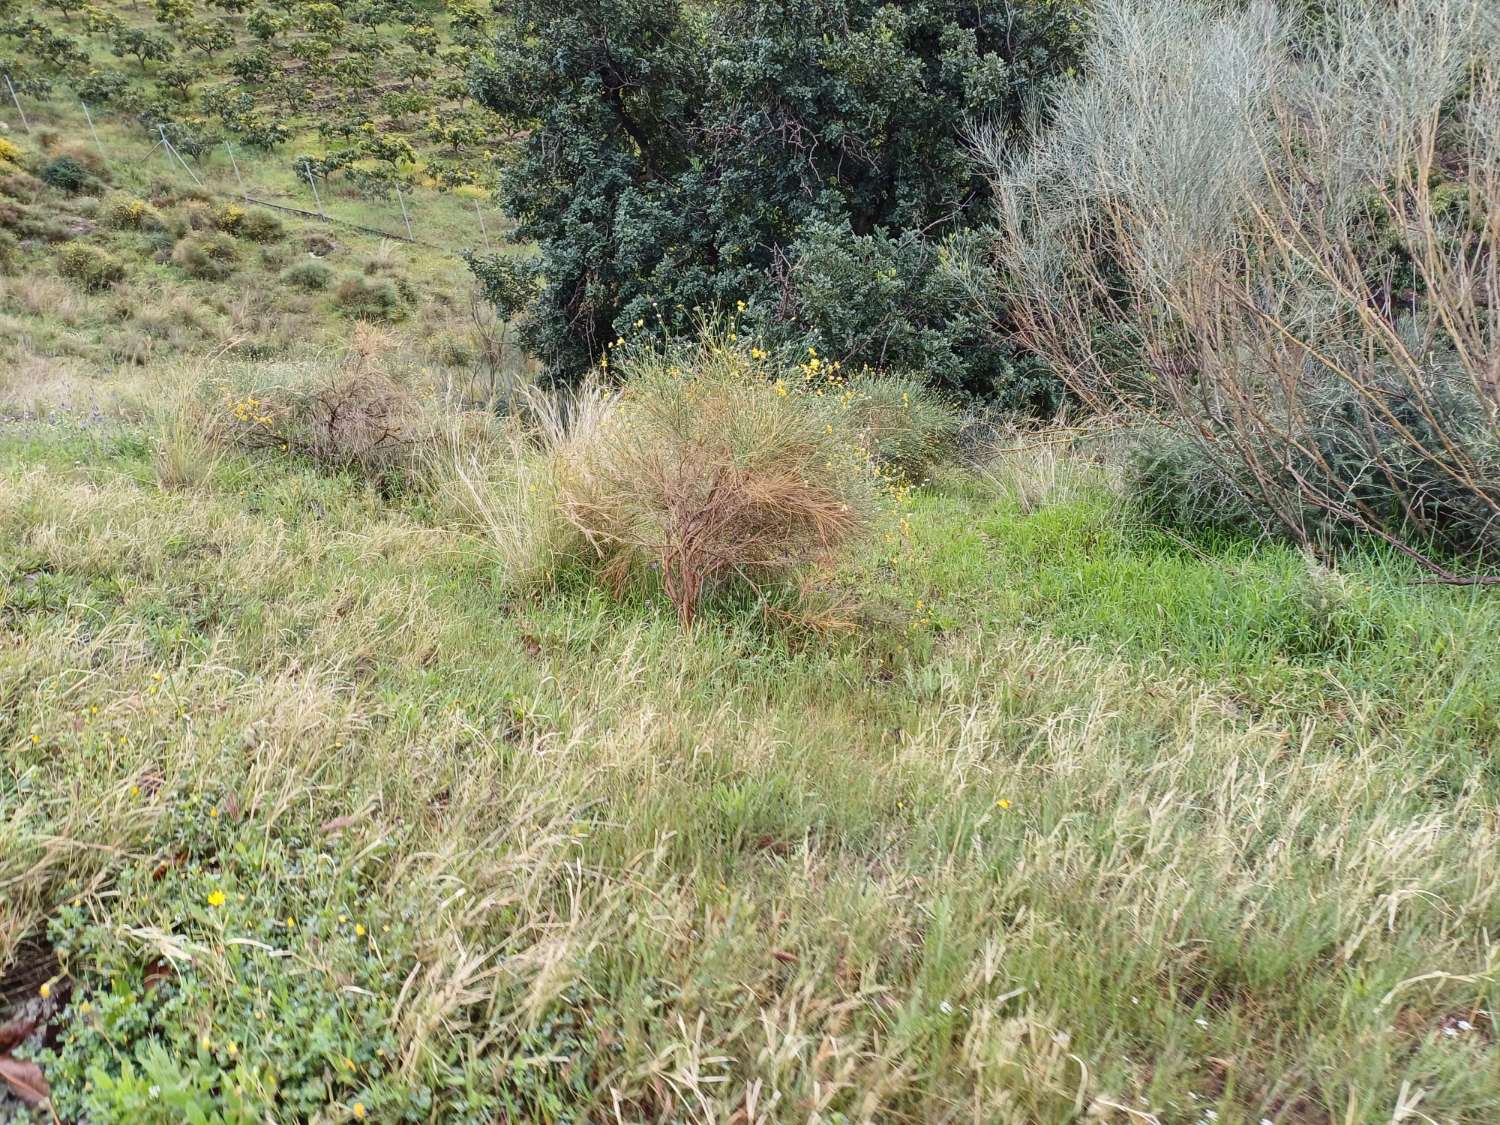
left=986, top=0, right=1500, bottom=580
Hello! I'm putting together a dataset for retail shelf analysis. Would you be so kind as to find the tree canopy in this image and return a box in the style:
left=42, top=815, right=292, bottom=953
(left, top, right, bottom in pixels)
left=470, top=0, right=1084, bottom=400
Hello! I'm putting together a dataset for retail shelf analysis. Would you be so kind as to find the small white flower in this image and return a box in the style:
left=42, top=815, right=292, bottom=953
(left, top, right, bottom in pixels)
left=1443, top=1026, right=1459, bottom=1037
left=1194, top=1017, right=1209, bottom=1028
left=1457, top=1020, right=1474, bottom=1031
left=939, top=1001, right=953, bottom=1015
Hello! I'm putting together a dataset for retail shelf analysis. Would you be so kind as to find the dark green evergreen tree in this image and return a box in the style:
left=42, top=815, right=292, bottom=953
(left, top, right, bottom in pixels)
left=470, top=0, right=1083, bottom=399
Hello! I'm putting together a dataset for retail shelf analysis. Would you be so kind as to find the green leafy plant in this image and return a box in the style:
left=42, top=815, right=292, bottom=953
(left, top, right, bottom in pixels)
left=469, top=0, right=1084, bottom=391
left=57, top=241, right=126, bottom=290
left=39, top=154, right=95, bottom=193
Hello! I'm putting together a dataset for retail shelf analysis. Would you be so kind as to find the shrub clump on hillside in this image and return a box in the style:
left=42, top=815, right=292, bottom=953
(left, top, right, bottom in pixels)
left=333, top=276, right=406, bottom=322
left=40, top=153, right=103, bottom=195
left=58, top=242, right=126, bottom=291
left=171, top=232, right=240, bottom=281
left=1128, top=369, right=1500, bottom=562
left=844, top=371, right=959, bottom=483
left=987, top=0, right=1500, bottom=581
left=280, top=260, right=334, bottom=291
left=216, top=203, right=283, bottom=243
left=104, top=196, right=164, bottom=231
left=555, top=333, right=887, bottom=624
left=220, top=327, right=437, bottom=490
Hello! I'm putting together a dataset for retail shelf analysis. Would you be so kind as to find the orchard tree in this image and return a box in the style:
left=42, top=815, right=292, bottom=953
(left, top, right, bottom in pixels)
left=73, top=67, right=131, bottom=104
left=402, top=23, right=438, bottom=54
left=444, top=0, right=488, bottom=47
left=469, top=0, right=1085, bottom=394
left=183, top=19, right=235, bottom=57
left=245, top=7, right=290, bottom=40
left=296, top=2, right=343, bottom=35
left=358, top=128, right=415, bottom=171
left=157, top=60, right=197, bottom=96
left=428, top=112, right=485, bottom=153
left=112, top=25, right=175, bottom=69
left=153, top=0, right=197, bottom=29
left=80, top=4, right=123, bottom=34
left=226, top=45, right=274, bottom=83
left=4, top=17, right=89, bottom=71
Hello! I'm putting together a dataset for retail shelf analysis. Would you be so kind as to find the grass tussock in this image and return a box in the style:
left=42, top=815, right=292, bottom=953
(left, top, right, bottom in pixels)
left=843, top=370, right=959, bottom=483
left=555, top=335, right=887, bottom=624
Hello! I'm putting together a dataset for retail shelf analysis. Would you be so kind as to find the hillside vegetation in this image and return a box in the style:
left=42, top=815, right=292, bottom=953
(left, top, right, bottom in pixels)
left=2, top=1, right=1500, bottom=1123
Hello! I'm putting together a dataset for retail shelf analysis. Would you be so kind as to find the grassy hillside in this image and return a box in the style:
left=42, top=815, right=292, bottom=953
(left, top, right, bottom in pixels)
left=3, top=0, right=509, bottom=191
left=2, top=346, right=1499, bottom=1119
left=3, top=2, right=1499, bottom=1122
left=0, top=118, right=522, bottom=417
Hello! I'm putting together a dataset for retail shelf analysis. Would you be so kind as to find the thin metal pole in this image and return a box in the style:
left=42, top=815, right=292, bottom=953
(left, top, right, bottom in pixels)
left=158, top=124, right=204, bottom=187
left=302, top=161, right=325, bottom=218
left=3, top=74, right=29, bottom=134
left=474, top=200, right=492, bottom=253
left=80, top=101, right=108, bottom=167
left=394, top=184, right=413, bottom=240
left=224, top=139, right=248, bottom=200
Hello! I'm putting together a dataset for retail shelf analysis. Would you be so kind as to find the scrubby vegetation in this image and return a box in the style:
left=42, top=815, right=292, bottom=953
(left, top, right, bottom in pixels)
left=0, top=0, right=514, bottom=195
left=987, top=0, right=1500, bottom=583
left=3, top=0, right=1500, bottom=1122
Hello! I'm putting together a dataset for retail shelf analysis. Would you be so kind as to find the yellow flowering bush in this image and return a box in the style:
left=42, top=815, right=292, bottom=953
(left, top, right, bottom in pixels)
left=104, top=196, right=162, bottom=231
left=214, top=202, right=246, bottom=233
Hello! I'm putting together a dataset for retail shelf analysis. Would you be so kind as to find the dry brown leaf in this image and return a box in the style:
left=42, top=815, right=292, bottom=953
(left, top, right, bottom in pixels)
left=0, top=1054, right=50, bottom=1106
left=0, top=1018, right=36, bottom=1054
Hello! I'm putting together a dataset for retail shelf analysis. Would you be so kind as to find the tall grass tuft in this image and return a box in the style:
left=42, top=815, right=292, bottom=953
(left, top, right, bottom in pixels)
left=843, top=371, right=959, bottom=483
left=555, top=334, right=885, bottom=624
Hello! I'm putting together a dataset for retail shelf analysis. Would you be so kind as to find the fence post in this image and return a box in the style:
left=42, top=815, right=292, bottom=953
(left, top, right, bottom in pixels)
left=224, top=139, right=249, bottom=201
left=158, top=124, right=205, bottom=188
left=302, top=160, right=326, bottom=219
left=474, top=199, right=493, bottom=253
left=80, top=101, right=108, bottom=167
left=3, top=74, right=30, bottom=134
left=394, top=183, right=414, bottom=241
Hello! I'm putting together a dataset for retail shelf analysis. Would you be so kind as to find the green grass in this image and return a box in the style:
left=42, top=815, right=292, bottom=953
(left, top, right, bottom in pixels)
left=3, top=405, right=1499, bottom=1122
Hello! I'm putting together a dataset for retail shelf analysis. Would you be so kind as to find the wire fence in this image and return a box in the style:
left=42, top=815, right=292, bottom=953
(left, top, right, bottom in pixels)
left=2, top=76, right=505, bottom=259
